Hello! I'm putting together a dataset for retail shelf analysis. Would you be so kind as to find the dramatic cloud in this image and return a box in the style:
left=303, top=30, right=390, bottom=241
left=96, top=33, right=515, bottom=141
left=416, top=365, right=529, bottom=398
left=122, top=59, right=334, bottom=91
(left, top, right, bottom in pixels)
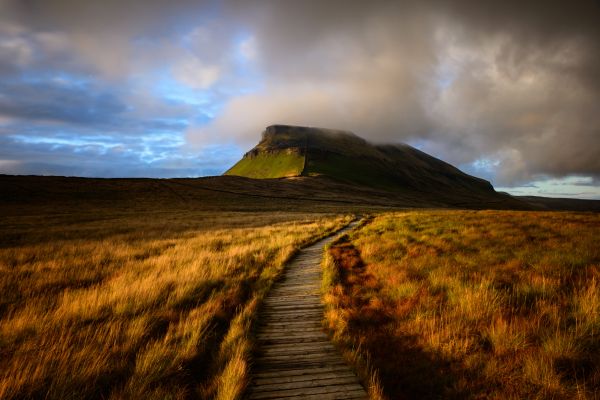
left=0, top=0, right=598, bottom=197
left=191, top=0, right=600, bottom=186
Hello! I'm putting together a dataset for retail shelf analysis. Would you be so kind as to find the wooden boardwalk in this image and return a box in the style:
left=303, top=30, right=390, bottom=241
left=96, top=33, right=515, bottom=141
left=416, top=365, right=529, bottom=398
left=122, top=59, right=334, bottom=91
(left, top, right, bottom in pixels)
left=246, top=222, right=367, bottom=400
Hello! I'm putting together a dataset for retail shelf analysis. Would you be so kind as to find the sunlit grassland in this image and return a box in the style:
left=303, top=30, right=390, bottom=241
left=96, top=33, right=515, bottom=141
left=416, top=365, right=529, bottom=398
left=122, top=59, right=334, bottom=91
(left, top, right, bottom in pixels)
left=324, top=211, right=599, bottom=399
left=0, top=210, right=351, bottom=399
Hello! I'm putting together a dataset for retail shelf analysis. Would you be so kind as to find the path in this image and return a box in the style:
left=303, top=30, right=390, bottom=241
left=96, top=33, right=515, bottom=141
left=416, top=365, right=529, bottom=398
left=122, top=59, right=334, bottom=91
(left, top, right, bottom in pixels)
left=246, top=222, right=367, bottom=400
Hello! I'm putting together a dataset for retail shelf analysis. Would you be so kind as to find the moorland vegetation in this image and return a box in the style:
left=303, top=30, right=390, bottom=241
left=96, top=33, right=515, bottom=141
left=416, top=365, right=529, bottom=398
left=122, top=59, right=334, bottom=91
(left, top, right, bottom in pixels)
left=324, top=211, right=600, bottom=399
left=0, top=210, right=351, bottom=399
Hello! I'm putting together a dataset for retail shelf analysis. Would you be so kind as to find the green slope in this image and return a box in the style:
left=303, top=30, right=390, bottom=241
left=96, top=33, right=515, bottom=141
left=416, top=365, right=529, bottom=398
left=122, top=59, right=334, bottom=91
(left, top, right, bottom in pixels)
left=225, top=151, right=305, bottom=179
left=304, top=153, right=399, bottom=189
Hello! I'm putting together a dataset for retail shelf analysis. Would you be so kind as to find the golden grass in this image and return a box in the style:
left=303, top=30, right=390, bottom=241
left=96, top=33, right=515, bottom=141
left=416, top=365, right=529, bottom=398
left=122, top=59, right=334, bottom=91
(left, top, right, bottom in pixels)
left=324, top=211, right=599, bottom=399
left=0, top=210, right=351, bottom=399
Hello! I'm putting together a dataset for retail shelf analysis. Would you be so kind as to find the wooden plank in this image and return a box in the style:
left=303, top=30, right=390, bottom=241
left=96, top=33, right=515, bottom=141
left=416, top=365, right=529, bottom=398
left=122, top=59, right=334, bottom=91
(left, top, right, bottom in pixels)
left=269, top=286, right=320, bottom=291
left=254, top=353, right=342, bottom=363
left=262, top=302, right=321, bottom=307
left=261, top=311, right=322, bottom=317
left=257, top=337, right=330, bottom=345
left=267, top=291, right=320, bottom=296
left=259, top=340, right=335, bottom=351
left=281, top=275, right=320, bottom=280
left=265, top=287, right=321, bottom=300
left=252, top=371, right=356, bottom=385
left=247, top=384, right=366, bottom=399
left=261, top=310, right=322, bottom=317
left=270, top=284, right=320, bottom=288
left=262, top=300, right=320, bottom=307
left=262, top=294, right=320, bottom=300
left=252, top=365, right=352, bottom=379
left=257, top=335, right=329, bottom=343
left=257, top=348, right=337, bottom=358
left=253, top=360, right=348, bottom=371
left=256, top=340, right=332, bottom=350
left=262, top=309, right=322, bottom=315
left=257, top=340, right=334, bottom=350
left=257, top=348, right=340, bottom=359
left=265, top=304, right=322, bottom=310
left=257, top=344, right=335, bottom=354
left=257, top=328, right=326, bottom=335
left=258, top=328, right=325, bottom=336
left=283, top=392, right=367, bottom=400
left=257, top=351, right=340, bottom=360
left=261, top=307, right=322, bottom=313
left=260, top=318, right=322, bottom=323
left=257, top=334, right=327, bottom=342
left=258, top=318, right=321, bottom=324
left=261, top=315, right=323, bottom=322
left=261, top=313, right=322, bottom=319
left=261, top=308, right=321, bottom=313
left=284, top=271, right=321, bottom=276
left=271, top=282, right=319, bottom=288
left=248, top=376, right=360, bottom=392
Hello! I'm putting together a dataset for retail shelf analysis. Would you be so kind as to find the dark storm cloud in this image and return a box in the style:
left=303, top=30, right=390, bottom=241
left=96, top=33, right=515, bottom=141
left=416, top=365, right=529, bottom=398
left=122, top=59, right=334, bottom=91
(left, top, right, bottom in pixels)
left=194, top=0, right=600, bottom=185
left=0, top=0, right=599, bottom=186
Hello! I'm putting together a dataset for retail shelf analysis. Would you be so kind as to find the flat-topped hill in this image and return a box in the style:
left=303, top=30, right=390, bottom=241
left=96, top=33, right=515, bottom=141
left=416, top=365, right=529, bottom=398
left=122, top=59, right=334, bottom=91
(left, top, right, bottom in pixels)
left=225, top=124, right=495, bottom=196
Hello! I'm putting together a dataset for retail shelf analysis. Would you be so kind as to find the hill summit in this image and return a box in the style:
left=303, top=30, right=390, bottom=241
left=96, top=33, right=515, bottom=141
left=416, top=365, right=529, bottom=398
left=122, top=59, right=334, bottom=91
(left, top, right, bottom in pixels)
left=225, top=124, right=495, bottom=196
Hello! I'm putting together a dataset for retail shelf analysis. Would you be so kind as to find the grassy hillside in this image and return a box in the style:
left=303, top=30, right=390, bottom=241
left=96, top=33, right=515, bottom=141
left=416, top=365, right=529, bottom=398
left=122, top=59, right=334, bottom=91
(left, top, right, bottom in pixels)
left=324, top=211, right=600, bottom=399
left=225, top=151, right=304, bottom=179
left=305, top=152, right=399, bottom=189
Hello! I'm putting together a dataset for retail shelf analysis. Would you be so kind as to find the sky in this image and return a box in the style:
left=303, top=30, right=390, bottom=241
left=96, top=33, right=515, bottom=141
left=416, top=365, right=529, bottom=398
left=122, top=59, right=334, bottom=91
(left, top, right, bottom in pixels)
left=0, top=0, right=599, bottom=199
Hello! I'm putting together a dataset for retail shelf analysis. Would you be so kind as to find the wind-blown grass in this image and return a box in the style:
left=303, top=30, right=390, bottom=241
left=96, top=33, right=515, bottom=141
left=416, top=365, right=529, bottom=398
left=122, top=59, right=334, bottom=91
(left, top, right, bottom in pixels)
left=325, top=211, right=599, bottom=399
left=0, top=210, right=351, bottom=399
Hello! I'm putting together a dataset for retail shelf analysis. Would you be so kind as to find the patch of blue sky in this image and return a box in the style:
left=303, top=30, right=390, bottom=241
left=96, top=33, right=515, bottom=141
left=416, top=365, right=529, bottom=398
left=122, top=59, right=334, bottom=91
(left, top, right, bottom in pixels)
left=406, top=138, right=427, bottom=151
left=231, top=33, right=264, bottom=94
left=140, top=132, right=185, bottom=147
left=132, top=28, right=263, bottom=125
left=434, top=58, right=458, bottom=90
left=9, top=134, right=120, bottom=149
left=6, top=130, right=195, bottom=170
left=153, top=71, right=219, bottom=109
left=470, top=157, right=500, bottom=172
left=451, top=157, right=500, bottom=183
left=436, top=72, right=455, bottom=90
left=496, top=175, right=600, bottom=199
left=16, top=70, right=92, bottom=87
left=139, top=117, right=190, bottom=132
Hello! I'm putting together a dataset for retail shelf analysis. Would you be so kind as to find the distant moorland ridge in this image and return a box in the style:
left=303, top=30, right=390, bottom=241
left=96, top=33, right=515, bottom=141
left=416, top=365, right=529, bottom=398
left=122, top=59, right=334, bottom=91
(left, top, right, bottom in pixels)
left=1, top=125, right=599, bottom=213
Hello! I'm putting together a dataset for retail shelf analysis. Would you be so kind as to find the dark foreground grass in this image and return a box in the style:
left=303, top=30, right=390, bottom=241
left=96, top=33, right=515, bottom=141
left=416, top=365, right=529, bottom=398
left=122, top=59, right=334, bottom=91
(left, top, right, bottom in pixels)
left=324, top=211, right=599, bottom=399
left=0, top=209, right=351, bottom=399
